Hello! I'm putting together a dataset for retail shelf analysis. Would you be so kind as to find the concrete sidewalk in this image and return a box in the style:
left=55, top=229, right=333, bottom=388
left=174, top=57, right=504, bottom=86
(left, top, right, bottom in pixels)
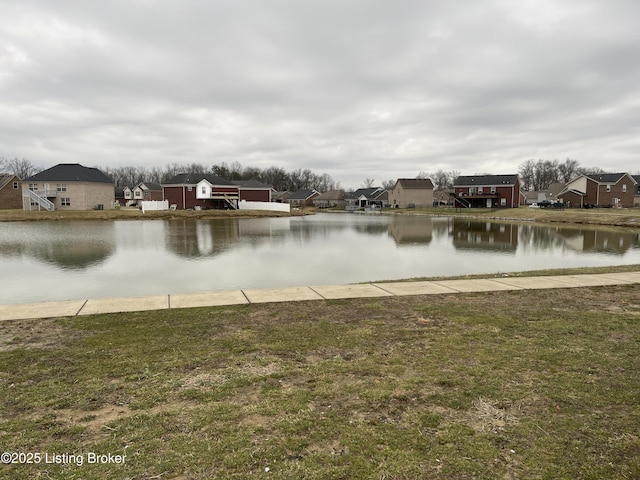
left=2, top=271, right=640, bottom=322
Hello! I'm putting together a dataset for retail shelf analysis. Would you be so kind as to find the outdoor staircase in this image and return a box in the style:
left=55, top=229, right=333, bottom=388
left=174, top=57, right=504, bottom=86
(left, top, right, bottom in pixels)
left=449, top=192, right=471, bottom=208
left=24, top=190, right=55, bottom=211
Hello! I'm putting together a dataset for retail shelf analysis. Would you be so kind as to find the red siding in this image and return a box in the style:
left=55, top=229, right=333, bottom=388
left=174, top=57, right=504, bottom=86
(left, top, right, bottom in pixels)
left=240, top=189, right=271, bottom=202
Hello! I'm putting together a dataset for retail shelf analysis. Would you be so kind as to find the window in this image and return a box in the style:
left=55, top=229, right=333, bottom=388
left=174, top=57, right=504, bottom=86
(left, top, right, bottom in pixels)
left=56, top=184, right=67, bottom=192
left=623, top=184, right=627, bottom=193
left=61, top=198, right=71, bottom=206
left=29, top=183, right=38, bottom=191
left=606, top=185, right=611, bottom=192
left=135, top=190, right=142, bottom=198
left=201, top=186, right=207, bottom=195
left=491, top=186, right=496, bottom=194
left=187, top=186, right=193, bottom=192
left=478, top=187, right=483, bottom=194
left=13, top=181, right=19, bottom=189
left=500, top=198, right=507, bottom=207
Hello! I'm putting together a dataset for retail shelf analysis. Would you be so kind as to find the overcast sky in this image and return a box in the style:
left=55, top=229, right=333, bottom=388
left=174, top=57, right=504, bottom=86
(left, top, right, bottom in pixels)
left=2, top=1, right=639, bottom=189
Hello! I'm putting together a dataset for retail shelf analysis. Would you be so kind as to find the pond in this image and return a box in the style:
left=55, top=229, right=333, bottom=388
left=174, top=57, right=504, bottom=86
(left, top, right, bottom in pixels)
left=2, top=212, right=640, bottom=304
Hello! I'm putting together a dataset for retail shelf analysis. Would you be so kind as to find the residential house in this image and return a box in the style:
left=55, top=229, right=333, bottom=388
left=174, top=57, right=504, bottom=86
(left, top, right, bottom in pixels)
left=313, top=190, right=346, bottom=209
left=433, top=188, right=454, bottom=206
left=345, top=187, right=388, bottom=210
left=232, top=179, right=273, bottom=202
left=287, top=189, right=320, bottom=208
left=634, top=175, right=640, bottom=207
left=132, top=182, right=163, bottom=204
left=163, top=173, right=240, bottom=210
left=121, top=186, right=134, bottom=206
left=272, top=191, right=292, bottom=203
left=115, top=187, right=127, bottom=207
left=452, top=175, right=521, bottom=208
left=22, top=163, right=114, bottom=211
left=557, top=173, right=636, bottom=208
left=0, top=174, right=23, bottom=209
left=389, top=178, right=434, bottom=208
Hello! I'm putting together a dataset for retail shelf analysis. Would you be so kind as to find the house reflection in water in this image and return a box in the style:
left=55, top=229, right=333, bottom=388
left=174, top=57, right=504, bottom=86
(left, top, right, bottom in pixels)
left=387, top=215, right=433, bottom=245
left=552, top=227, right=640, bottom=255
left=165, top=217, right=292, bottom=257
left=450, top=219, right=518, bottom=252
left=0, top=221, right=115, bottom=269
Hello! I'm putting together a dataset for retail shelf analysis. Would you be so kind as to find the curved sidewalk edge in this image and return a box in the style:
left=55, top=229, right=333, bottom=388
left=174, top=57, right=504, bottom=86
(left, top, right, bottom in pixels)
left=2, top=271, right=640, bottom=322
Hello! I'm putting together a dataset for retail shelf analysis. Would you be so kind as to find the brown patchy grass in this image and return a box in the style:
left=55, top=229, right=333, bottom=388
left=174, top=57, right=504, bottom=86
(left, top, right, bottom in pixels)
left=1, top=285, right=639, bottom=479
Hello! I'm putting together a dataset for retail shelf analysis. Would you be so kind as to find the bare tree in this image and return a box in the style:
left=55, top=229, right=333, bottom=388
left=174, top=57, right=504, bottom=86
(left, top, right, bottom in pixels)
left=557, top=158, right=580, bottom=183
left=382, top=179, right=396, bottom=189
left=362, top=178, right=375, bottom=188
left=5, top=157, right=39, bottom=179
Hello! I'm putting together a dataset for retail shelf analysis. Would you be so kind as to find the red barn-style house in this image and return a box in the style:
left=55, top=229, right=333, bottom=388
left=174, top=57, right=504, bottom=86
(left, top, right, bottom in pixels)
left=452, top=174, right=521, bottom=208
left=163, top=174, right=274, bottom=209
left=163, top=173, right=240, bottom=210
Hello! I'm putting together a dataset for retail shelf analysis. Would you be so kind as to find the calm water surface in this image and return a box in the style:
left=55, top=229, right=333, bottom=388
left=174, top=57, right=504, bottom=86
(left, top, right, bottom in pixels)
left=2, top=212, right=640, bottom=304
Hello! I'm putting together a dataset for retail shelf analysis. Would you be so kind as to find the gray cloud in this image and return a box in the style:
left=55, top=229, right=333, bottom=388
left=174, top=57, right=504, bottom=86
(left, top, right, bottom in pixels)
left=1, top=0, right=639, bottom=188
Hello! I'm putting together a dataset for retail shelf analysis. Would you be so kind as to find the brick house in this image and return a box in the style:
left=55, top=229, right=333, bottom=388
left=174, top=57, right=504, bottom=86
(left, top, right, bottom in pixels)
left=557, top=173, right=636, bottom=208
left=0, top=174, right=23, bottom=209
left=287, top=189, right=320, bottom=208
left=452, top=174, right=521, bottom=208
left=389, top=178, right=434, bottom=208
left=22, top=164, right=115, bottom=211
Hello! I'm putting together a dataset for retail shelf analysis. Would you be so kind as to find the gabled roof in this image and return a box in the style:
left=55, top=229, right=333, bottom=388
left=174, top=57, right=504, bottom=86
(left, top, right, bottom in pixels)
left=346, top=187, right=386, bottom=200
left=585, top=173, right=636, bottom=184
left=395, top=178, right=434, bottom=189
left=164, top=173, right=236, bottom=186
left=0, top=174, right=20, bottom=190
left=289, top=189, right=319, bottom=200
left=314, top=190, right=345, bottom=201
left=137, top=182, right=162, bottom=191
left=25, top=164, right=113, bottom=184
left=454, top=174, right=519, bottom=187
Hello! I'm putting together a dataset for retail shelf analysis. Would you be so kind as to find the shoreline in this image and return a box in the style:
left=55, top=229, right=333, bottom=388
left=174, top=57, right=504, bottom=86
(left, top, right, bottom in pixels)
left=3, top=205, right=640, bottom=228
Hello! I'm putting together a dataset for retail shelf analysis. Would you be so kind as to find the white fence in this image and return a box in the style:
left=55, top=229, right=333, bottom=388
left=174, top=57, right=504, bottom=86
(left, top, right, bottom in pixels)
left=238, top=200, right=290, bottom=213
left=141, top=200, right=169, bottom=213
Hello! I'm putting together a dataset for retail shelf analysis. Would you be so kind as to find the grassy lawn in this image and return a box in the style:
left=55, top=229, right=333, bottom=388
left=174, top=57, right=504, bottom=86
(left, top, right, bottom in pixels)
left=386, top=206, right=640, bottom=229
left=1, top=286, right=639, bottom=479
left=4, top=205, right=640, bottom=228
left=0, top=208, right=298, bottom=222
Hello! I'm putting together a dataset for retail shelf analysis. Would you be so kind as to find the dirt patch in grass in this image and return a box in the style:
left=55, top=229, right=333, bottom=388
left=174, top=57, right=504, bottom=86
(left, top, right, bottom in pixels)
left=1, top=286, right=639, bottom=479
left=0, top=318, right=83, bottom=352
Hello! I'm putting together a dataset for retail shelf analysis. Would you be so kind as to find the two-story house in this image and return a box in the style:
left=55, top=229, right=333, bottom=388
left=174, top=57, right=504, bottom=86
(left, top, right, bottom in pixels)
left=22, top=164, right=114, bottom=211
left=452, top=174, right=521, bottom=208
left=558, top=173, right=636, bottom=208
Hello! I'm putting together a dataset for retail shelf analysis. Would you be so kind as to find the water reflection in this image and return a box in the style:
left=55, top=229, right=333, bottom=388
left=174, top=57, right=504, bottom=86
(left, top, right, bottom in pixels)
left=450, top=219, right=517, bottom=252
left=388, top=215, right=432, bottom=245
left=2, top=213, right=640, bottom=304
left=0, top=221, right=114, bottom=269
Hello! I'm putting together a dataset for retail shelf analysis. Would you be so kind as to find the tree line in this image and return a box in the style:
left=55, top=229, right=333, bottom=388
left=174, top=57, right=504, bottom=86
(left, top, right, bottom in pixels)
left=517, top=158, right=611, bottom=191
left=0, top=157, right=340, bottom=193
left=1, top=155, right=624, bottom=194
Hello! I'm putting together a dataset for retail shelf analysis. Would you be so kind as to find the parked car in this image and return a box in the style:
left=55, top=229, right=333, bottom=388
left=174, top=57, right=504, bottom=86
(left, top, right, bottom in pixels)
left=538, top=200, right=553, bottom=208
left=529, top=203, right=540, bottom=208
